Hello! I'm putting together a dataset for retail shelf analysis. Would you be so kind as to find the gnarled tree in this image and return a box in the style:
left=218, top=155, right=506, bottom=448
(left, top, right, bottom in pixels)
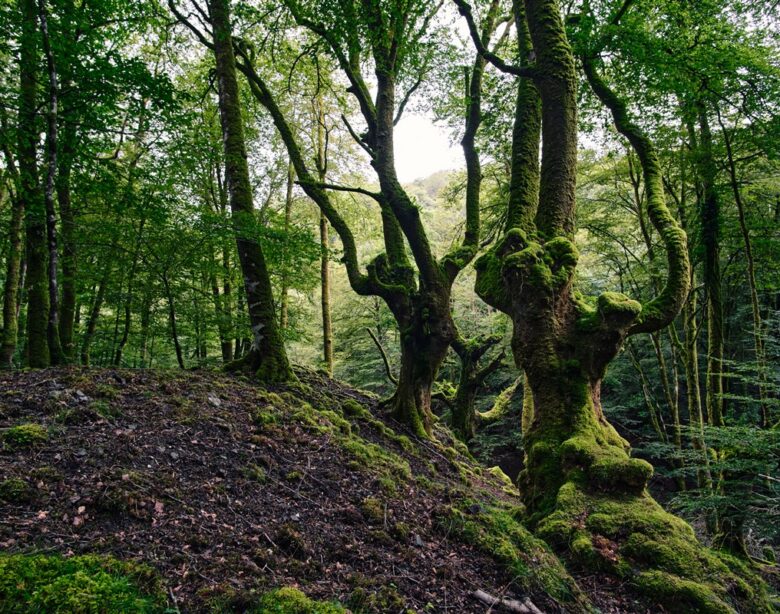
left=458, top=0, right=771, bottom=610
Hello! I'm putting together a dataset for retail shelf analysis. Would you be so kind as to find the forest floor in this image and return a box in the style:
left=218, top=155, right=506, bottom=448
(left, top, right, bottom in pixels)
left=0, top=367, right=664, bottom=612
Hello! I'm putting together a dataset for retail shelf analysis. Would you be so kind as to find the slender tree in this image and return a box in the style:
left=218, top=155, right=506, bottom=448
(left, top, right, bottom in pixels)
left=207, top=0, right=293, bottom=382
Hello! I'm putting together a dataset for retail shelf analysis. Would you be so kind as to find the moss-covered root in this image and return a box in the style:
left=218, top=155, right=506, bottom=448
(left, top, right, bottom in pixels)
left=536, top=484, right=774, bottom=613
left=437, top=500, right=588, bottom=609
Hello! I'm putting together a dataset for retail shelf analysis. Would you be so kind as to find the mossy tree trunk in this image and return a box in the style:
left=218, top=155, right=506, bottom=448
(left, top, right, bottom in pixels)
left=450, top=334, right=504, bottom=442
left=19, top=0, right=50, bottom=368
left=0, top=114, right=24, bottom=369
left=696, top=106, right=725, bottom=429
left=208, top=0, right=292, bottom=383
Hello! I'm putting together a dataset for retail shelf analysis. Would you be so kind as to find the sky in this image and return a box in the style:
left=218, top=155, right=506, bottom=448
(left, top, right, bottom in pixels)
left=393, top=114, right=464, bottom=183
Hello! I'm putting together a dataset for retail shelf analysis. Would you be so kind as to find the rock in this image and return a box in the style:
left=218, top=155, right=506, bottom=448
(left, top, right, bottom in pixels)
left=207, top=395, right=222, bottom=407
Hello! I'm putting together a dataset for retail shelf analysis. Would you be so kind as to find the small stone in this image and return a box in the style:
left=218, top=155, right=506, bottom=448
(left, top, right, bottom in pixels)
left=413, top=534, right=424, bottom=548
left=170, top=451, right=179, bottom=460
left=75, top=449, right=87, bottom=457
left=207, top=395, right=222, bottom=407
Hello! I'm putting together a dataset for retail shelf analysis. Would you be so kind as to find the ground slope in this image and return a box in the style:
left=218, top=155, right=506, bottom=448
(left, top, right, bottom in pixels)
left=0, top=367, right=738, bottom=612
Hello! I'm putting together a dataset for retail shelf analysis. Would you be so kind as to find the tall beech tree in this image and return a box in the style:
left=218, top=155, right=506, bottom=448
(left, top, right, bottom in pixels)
left=207, top=0, right=293, bottom=382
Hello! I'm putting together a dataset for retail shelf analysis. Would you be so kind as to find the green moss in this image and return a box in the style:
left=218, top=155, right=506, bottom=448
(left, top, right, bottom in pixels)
left=342, top=399, right=371, bottom=419
left=241, top=464, right=267, bottom=483
left=347, top=584, right=405, bottom=613
left=0, top=478, right=32, bottom=502
left=360, top=497, right=385, bottom=523
left=252, top=407, right=279, bottom=427
left=438, top=501, right=580, bottom=604
left=634, top=571, right=733, bottom=614
left=0, top=554, right=165, bottom=613
left=90, top=399, right=120, bottom=419
left=2, top=423, right=48, bottom=449
left=535, top=482, right=774, bottom=613
left=254, top=587, right=346, bottom=613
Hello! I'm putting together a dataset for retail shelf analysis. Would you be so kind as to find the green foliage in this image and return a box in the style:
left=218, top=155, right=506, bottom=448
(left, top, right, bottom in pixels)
left=0, top=554, right=166, bottom=613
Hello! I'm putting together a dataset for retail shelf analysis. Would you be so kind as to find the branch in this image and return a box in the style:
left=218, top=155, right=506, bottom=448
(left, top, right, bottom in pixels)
left=297, top=179, right=382, bottom=202
left=582, top=55, right=690, bottom=336
left=366, top=327, right=397, bottom=385
left=452, top=0, right=536, bottom=78
left=167, top=0, right=213, bottom=49
left=472, top=589, right=543, bottom=614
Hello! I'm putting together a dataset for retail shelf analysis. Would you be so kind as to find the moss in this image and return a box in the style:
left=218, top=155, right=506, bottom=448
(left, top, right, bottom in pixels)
left=535, top=482, right=774, bottom=612
left=0, top=478, right=32, bottom=502
left=90, top=399, right=120, bottom=419
left=634, top=571, right=733, bottom=614
left=241, top=464, right=267, bottom=483
left=342, top=399, right=370, bottom=419
left=437, top=500, right=580, bottom=604
left=360, top=497, right=385, bottom=523
left=285, top=470, right=303, bottom=482
left=29, top=465, right=62, bottom=482
left=2, top=423, right=48, bottom=449
left=0, top=553, right=165, bottom=613
left=252, top=407, right=279, bottom=427
left=487, top=466, right=518, bottom=495
left=254, top=587, right=346, bottom=613
left=347, top=584, right=405, bottom=613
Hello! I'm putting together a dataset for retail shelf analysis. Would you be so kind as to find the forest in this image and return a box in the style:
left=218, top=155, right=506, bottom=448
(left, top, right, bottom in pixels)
left=0, top=0, right=778, bottom=612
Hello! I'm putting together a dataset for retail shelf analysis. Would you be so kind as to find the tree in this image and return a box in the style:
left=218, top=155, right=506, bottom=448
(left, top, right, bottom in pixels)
left=207, top=0, right=293, bottom=382
left=456, top=0, right=769, bottom=609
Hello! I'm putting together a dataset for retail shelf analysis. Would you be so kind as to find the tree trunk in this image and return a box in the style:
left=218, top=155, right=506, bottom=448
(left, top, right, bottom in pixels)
left=57, top=94, right=77, bottom=360
left=81, top=270, right=108, bottom=366
left=114, top=220, right=145, bottom=366
left=162, top=272, right=184, bottom=369
left=19, top=0, right=49, bottom=368
left=1, top=179, right=24, bottom=368
left=717, top=109, right=769, bottom=427
left=314, top=98, right=334, bottom=375
left=697, top=107, right=725, bottom=428
left=39, top=0, right=64, bottom=365
left=279, top=160, right=293, bottom=331
left=320, top=212, right=334, bottom=375
left=209, top=0, right=292, bottom=382
left=138, top=285, right=152, bottom=368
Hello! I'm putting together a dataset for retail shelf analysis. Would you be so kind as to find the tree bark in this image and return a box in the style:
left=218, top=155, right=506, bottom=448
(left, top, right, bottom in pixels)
left=209, top=0, right=292, bottom=382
